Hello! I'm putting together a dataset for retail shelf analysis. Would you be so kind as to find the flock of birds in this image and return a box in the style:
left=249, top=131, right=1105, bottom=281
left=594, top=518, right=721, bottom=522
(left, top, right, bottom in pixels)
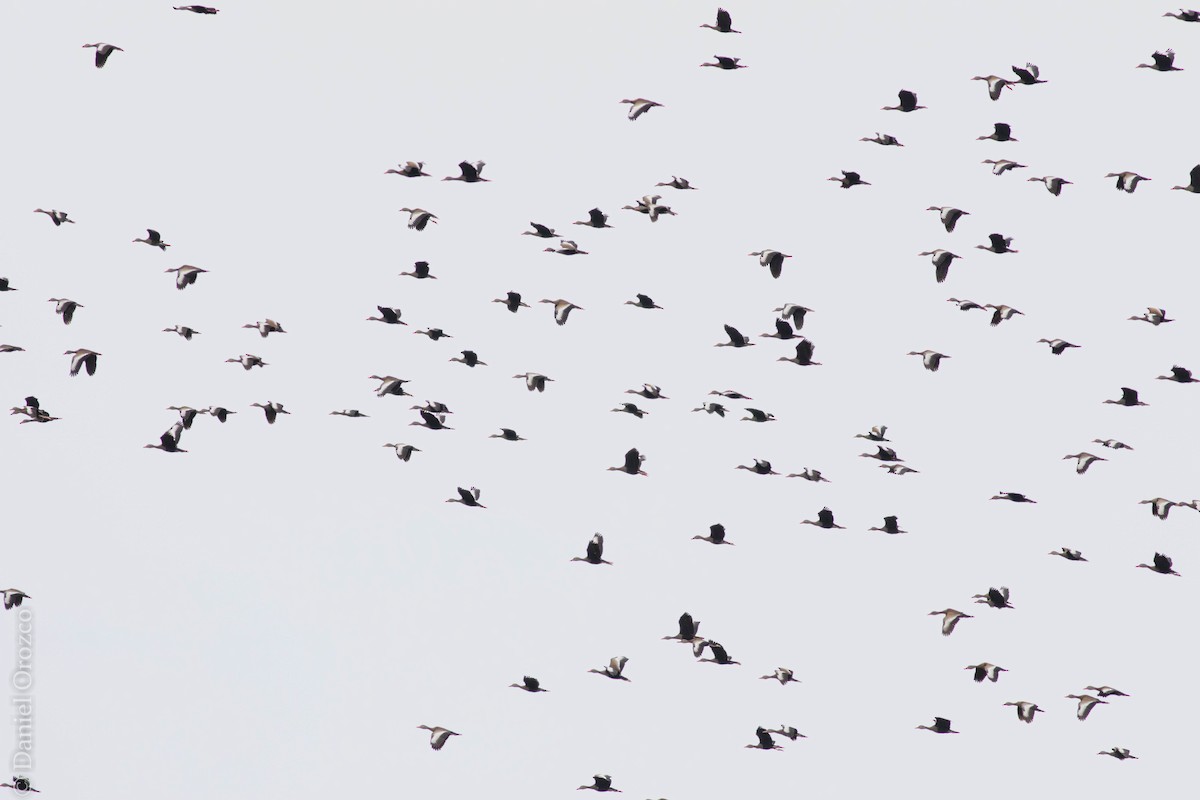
left=6, top=3, right=1200, bottom=795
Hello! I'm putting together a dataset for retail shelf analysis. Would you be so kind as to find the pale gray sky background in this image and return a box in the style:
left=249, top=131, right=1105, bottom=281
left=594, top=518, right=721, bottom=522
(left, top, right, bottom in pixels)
left=1, top=1, right=1197, bottom=797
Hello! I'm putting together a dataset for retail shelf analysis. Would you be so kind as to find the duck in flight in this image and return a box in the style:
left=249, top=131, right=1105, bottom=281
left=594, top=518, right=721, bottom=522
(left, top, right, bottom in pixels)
left=916, top=717, right=958, bottom=734
left=83, top=42, right=123, bottom=68
left=619, top=98, right=663, bottom=121
left=571, top=533, right=611, bottom=565
left=692, top=523, right=734, bottom=545
left=446, top=487, right=485, bottom=508
left=608, top=448, right=647, bottom=476
left=700, top=8, right=740, bottom=32
left=883, top=90, right=925, bottom=112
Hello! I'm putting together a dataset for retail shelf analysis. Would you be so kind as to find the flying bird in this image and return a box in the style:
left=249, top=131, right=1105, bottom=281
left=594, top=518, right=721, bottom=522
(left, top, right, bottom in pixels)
left=165, top=265, right=207, bottom=290
left=736, top=459, right=778, bottom=476
left=588, top=657, right=630, bottom=681
left=655, top=176, right=697, bottom=189
left=786, top=468, right=830, bottom=483
left=1136, top=552, right=1180, bottom=575
left=855, top=425, right=890, bottom=441
left=64, top=348, right=100, bottom=376
left=522, top=222, right=558, bottom=238
left=514, top=372, right=552, bottom=392
left=774, top=304, right=814, bottom=329
left=971, top=75, right=1014, bottom=100
left=625, top=294, right=663, bottom=309
left=1171, top=165, right=1200, bottom=192
left=1063, top=453, right=1106, bottom=474
left=692, top=523, right=734, bottom=545
left=828, top=170, right=870, bottom=188
left=608, top=448, right=647, bottom=476
left=250, top=401, right=289, bottom=424
left=860, top=132, right=904, bottom=146
left=242, top=319, right=286, bottom=337
left=1103, top=387, right=1147, bottom=407
left=1157, top=365, right=1197, bottom=383
left=973, top=586, right=1014, bottom=609
left=778, top=338, right=820, bottom=366
left=663, top=612, right=701, bottom=643
left=1098, top=747, right=1137, bottom=760
left=0, top=777, right=37, bottom=793
left=700, top=55, right=747, bottom=70
left=760, top=667, right=798, bottom=685
left=443, top=161, right=488, bottom=183
left=982, top=159, right=1026, bottom=175
left=416, top=725, right=459, bottom=751
left=33, top=208, right=73, bottom=226
left=626, top=384, right=667, bottom=399
left=1028, top=176, right=1072, bottom=195
left=916, top=717, right=958, bottom=734
left=746, top=727, right=784, bottom=750
left=978, top=122, right=1017, bottom=142
left=400, top=261, right=436, bottom=279
left=48, top=298, right=83, bottom=325
left=1038, top=338, right=1079, bottom=355
left=716, top=324, right=754, bottom=348
left=800, top=507, right=844, bottom=529
left=540, top=298, right=584, bottom=325
left=1003, top=701, right=1044, bottom=724
left=571, top=533, right=611, bottom=565
left=510, top=676, right=547, bottom=693
left=400, top=208, right=438, bottom=230
left=83, top=42, right=123, bottom=68
left=144, top=425, right=187, bottom=453
left=133, top=229, right=170, bottom=250
left=749, top=249, right=791, bottom=279
left=1136, top=48, right=1182, bottom=71
left=966, top=663, right=1007, bottom=683
left=991, top=492, right=1036, bottom=503
left=385, top=161, right=429, bottom=177
left=908, top=350, right=950, bottom=372
left=574, top=208, right=612, bottom=228
left=446, top=487, right=485, bottom=508
left=494, top=292, right=529, bottom=313
left=1106, top=172, right=1151, bottom=193
left=700, top=8, right=740, bottom=32
left=1128, top=307, right=1172, bottom=325
left=1049, top=548, right=1087, bottom=562
left=383, top=443, right=420, bottom=462
left=611, top=403, right=648, bottom=418
left=163, top=325, right=200, bottom=340
left=578, top=775, right=622, bottom=792
left=225, top=354, right=267, bottom=370
left=619, top=98, right=663, bottom=121
left=883, top=90, right=925, bottom=112
left=693, top=639, right=740, bottom=665
left=544, top=240, right=588, bottom=256
left=1011, top=62, right=1047, bottom=84
left=1066, top=695, right=1108, bottom=720
left=930, top=609, right=972, bottom=636
left=449, top=350, right=487, bottom=368
left=928, top=206, right=969, bottom=232
left=985, top=304, right=1023, bottom=325
left=917, top=250, right=960, bottom=283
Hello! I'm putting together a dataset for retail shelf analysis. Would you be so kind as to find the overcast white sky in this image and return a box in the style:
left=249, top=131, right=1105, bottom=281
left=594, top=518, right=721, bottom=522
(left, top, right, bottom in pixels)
left=2, top=1, right=1197, bottom=798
